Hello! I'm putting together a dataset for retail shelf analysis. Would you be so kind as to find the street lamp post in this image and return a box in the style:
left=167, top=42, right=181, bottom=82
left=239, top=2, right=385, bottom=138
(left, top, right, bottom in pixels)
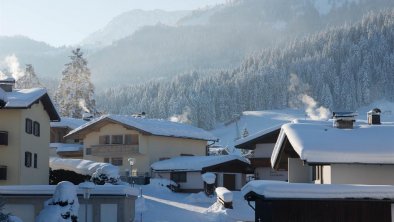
left=128, top=158, right=135, bottom=186
left=79, top=182, right=95, bottom=222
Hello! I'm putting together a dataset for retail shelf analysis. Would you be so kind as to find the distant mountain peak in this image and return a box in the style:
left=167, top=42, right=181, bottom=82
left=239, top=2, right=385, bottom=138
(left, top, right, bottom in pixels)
left=80, top=9, right=190, bottom=48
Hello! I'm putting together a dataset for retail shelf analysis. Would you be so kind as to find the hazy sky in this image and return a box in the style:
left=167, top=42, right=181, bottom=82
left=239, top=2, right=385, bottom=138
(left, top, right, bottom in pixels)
left=0, top=0, right=226, bottom=47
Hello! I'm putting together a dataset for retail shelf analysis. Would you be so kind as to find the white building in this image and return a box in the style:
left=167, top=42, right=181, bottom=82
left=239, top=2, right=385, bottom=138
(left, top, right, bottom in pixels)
left=151, top=155, right=252, bottom=191
left=271, top=111, right=394, bottom=185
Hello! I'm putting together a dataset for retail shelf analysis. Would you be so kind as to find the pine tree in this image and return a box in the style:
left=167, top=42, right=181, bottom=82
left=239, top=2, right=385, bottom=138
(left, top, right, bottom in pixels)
left=15, top=64, right=42, bottom=89
left=54, top=48, right=98, bottom=118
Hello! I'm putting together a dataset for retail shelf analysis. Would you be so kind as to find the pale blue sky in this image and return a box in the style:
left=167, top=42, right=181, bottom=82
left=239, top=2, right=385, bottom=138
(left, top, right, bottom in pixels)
left=0, top=0, right=226, bottom=47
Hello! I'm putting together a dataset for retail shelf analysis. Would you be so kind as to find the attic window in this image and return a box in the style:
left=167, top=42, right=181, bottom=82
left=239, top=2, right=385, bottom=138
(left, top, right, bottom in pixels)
left=99, top=135, right=110, bottom=144
left=111, top=135, right=123, bottom=144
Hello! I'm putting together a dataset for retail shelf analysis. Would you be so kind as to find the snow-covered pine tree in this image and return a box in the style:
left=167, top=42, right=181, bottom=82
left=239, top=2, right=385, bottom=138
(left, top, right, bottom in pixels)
left=54, top=48, right=98, bottom=118
left=15, top=64, right=42, bottom=89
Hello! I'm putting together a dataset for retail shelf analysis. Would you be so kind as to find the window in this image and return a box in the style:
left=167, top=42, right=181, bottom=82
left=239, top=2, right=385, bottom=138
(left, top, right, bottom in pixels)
left=86, top=148, right=92, bottom=155
left=25, top=152, right=32, bottom=167
left=33, top=121, right=40, bottom=137
left=103, top=157, right=110, bottom=163
left=0, top=131, right=8, bottom=146
left=171, top=172, right=187, bottom=183
left=33, top=153, right=38, bottom=168
left=111, top=135, right=123, bottom=144
left=125, top=134, right=139, bottom=145
left=180, top=154, right=194, bottom=156
left=99, top=135, right=110, bottom=144
left=111, top=157, right=123, bottom=166
left=25, top=119, right=32, bottom=134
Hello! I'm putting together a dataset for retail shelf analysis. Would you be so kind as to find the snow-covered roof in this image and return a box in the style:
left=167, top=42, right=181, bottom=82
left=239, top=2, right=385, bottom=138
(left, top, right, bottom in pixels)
left=0, top=184, right=138, bottom=196
left=50, top=143, right=83, bottom=152
left=0, top=87, right=60, bottom=121
left=234, top=124, right=282, bottom=149
left=66, top=114, right=218, bottom=141
left=271, top=121, right=394, bottom=167
left=151, top=155, right=250, bottom=172
left=50, top=117, right=87, bottom=129
left=242, top=180, right=394, bottom=200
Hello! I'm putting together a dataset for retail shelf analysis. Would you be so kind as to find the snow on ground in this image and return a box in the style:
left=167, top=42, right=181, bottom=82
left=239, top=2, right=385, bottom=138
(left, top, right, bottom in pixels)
left=134, top=179, right=254, bottom=222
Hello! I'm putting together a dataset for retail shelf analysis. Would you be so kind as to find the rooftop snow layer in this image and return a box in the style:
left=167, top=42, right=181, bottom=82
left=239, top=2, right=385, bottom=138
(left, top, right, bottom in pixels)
left=271, top=121, right=394, bottom=165
left=151, top=155, right=250, bottom=171
left=4, top=88, right=47, bottom=108
left=234, top=124, right=282, bottom=147
left=67, top=114, right=218, bottom=141
left=50, top=117, right=87, bottom=129
left=242, top=180, right=394, bottom=200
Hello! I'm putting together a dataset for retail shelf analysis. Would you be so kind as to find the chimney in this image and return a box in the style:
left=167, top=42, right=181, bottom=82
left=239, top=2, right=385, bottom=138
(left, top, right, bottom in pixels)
left=82, top=112, right=93, bottom=121
left=367, top=108, right=381, bottom=125
left=332, top=112, right=357, bottom=129
left=0, top=77, right=15, bottom=92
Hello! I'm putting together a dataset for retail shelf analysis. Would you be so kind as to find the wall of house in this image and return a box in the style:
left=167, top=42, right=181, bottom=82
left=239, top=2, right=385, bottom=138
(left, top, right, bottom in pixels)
left=0, top=101, right=50, bottom=185
left=155, top=172, right=205, bottom=191
left=256, top=167, right=288, bottom=181
left=145, top=135, right=206, bottom=170
left=288, top=158, right=312, bottom=183
left=20, top=101, right=51, bottom=185
left=0, top=109, right=22, bottom=185
left=216, top=173, right=245, bottom=190
left=3, top=194, right=136, bottom=222
left=322, top=165, right=332, bottom=184
left=329, top=164, right=394, bottom=185
left=254, top=144, right=275, bottom=158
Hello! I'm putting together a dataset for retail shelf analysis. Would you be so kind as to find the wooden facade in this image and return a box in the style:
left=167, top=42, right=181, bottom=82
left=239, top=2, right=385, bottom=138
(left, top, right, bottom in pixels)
left=253, top=198, right=391, bottom=222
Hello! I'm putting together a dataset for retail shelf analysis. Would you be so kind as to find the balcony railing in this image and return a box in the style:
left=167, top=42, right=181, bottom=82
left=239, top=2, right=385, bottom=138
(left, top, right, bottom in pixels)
left=89, top=144, right=140, bottom=157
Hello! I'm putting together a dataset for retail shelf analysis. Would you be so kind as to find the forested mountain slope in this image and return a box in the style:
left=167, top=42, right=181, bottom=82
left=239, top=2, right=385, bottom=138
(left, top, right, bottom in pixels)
left=97, top=10, right=394, bottom=129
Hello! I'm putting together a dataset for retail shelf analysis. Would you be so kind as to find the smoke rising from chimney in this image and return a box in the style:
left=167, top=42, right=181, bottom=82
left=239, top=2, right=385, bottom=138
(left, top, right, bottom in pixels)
left=301, top=94, right=330, bottom=120
left=79, top=99, right=90, bottom=113
left=4, top=55, right=24, bottom=81
left=169, top=106, right=191, bottom=124
left=288, top=73, right=330, bottom=120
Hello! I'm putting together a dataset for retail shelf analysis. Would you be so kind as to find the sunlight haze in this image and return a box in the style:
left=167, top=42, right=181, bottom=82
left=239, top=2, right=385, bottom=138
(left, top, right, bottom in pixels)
left=0, top=0, right=226, bottom=47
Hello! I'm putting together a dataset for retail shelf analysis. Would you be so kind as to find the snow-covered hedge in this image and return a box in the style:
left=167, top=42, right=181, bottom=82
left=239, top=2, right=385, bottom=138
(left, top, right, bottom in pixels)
left=50, top=158, right=121, bottom=185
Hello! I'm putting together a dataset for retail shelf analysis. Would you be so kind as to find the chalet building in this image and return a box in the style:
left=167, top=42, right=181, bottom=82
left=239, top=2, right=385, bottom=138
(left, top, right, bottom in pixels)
left=242, top=180, right=394, bottom=222
left=50, top=117, right=86, bottom=158
left=64, top=115, right=218, bottom=179
left=271, top=110, right=394, bottom=185
left=234, top=125, right=287, bottom=181
left=0, top=78, right=60, bottom=185
left=151, top=155, right=252, bottom=192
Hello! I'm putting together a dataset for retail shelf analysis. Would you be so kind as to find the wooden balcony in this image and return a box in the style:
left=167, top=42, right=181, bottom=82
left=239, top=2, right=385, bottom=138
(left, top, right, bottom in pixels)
left=89, top=144, right=140, bottom=157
